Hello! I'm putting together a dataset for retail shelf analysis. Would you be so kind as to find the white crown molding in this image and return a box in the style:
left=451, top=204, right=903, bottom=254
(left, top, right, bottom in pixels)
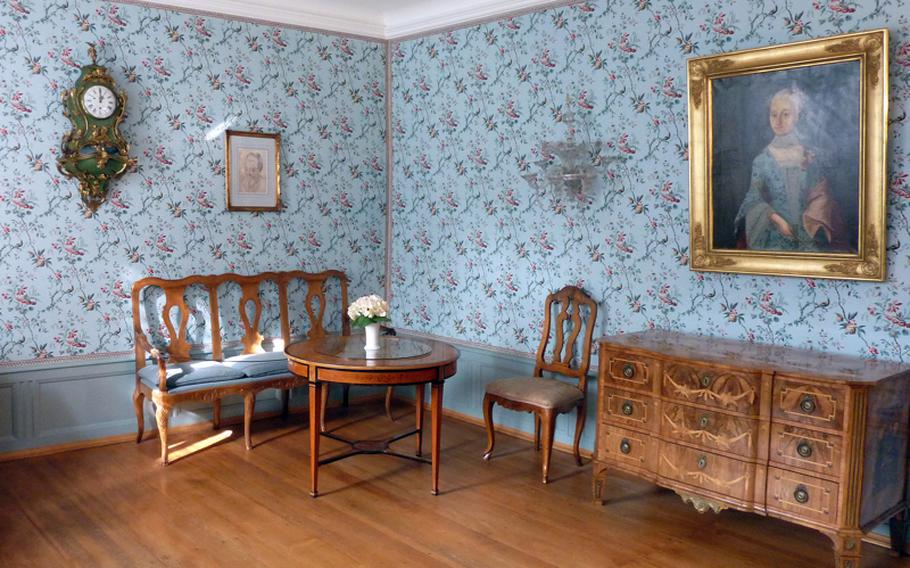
left=384, top=0, right=577, bottom=40
left=122, top=0, right=387, bottom=40
left=117, top=0, right=577, bottom=40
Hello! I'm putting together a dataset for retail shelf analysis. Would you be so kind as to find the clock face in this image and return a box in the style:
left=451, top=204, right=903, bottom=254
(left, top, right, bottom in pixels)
left=81, top=85, right=117, bottom=119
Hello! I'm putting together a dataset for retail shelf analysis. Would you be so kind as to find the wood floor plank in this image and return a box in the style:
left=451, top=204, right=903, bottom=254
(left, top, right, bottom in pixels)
left=1, top=401, right=908, bottom=568
left=1, top=459, right=144, bottom=567
left=0, top=480, right=69, bottom=567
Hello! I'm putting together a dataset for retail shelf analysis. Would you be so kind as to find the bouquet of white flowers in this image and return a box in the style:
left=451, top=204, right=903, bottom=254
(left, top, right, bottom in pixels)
left=347, top=294, right=390, bottom=328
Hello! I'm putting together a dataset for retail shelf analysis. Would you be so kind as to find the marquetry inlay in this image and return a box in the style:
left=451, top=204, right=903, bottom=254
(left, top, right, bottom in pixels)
left=593, top=330, right=910, bottom=568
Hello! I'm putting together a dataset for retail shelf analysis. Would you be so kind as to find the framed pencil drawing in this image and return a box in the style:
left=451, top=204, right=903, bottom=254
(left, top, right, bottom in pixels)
left=688, top=29, right=889, bottom=281
left=226, top=130, right=281, bottom=211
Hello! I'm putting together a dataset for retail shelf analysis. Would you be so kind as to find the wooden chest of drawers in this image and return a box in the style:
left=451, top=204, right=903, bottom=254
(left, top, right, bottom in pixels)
left=593, top=330, right=910, bottom=568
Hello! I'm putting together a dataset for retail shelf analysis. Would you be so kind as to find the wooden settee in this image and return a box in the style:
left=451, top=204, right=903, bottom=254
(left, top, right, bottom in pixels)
left=131, top=270, right=349, bottom=465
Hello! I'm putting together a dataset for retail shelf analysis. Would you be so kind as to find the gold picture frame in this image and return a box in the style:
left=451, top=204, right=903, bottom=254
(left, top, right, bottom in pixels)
left=688, top=29, right=888, bottom=281
left=225, top=130, right=282, bottom=211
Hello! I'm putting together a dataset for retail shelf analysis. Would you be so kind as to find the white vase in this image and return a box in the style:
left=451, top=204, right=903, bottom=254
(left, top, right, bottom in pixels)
left=363, top=322, right=381, bottom=351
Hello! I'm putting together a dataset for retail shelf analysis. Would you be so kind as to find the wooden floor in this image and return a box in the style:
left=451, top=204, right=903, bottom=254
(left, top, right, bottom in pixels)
left=2, top=401, right=910, bottom=568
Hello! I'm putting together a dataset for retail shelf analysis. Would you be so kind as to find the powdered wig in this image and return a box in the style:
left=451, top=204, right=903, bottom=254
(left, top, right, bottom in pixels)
left=770, top=86, right=809, bottom=120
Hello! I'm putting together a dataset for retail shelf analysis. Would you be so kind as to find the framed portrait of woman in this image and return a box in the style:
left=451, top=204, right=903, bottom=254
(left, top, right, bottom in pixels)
left=688, top=29, right=888, bottom=281
left=225, top=130, right=281, bottom=211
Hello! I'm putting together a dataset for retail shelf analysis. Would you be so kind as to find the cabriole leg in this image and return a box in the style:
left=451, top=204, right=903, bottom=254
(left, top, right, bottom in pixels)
left=132, top=387, right=145, bottom=443
left=572, top=401, right=586, bottom=466
left=212, top=399, right=222, bottom=429
left=243, top=393, right=255, bottom=450
left=540, top=409, right=556, bottom=484
left=482, top=394, right=495, bottom=460
left=592, top=464, right=608, bottom=505
left=385, top=387, right=395, bottom=421
left=155, top=403, right=171, bottom=466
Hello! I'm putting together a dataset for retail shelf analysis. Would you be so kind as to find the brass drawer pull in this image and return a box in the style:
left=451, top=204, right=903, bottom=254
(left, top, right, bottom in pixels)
left=793, top=485, right=810, bottom=504
left=619, top=439, right=632, bottom=454
left=796, top=441, right=813, bottom=458
left=697, top=455, right=708, bottom=470
left=622, top=363, right=636, bottom=379
left=700, top=374, right=713, bottom=388
left=799, top=394, right=816, bottom=414
left=698, top=414, right=710, bottom=429
left=621, top=401, right=634, bottom=416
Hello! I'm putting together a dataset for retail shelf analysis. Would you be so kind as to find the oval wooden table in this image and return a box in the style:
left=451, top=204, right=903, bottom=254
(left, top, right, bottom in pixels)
left=285, top=335, right=459, bottom=497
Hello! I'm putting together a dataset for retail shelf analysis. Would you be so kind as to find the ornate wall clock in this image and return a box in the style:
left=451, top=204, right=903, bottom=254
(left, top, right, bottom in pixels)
left=57, top=44, right=135, bottom=216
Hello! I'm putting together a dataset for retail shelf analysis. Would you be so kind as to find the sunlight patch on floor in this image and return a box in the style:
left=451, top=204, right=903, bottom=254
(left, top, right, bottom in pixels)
left=168, top=430, right=234, bottom=461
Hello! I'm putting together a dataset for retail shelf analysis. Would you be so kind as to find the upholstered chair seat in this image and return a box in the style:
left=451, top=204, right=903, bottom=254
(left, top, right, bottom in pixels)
left=484, top=377, right=583, bottom=413
left=224, top=351, right=289, bottom=377
left=138, top=360, right=246, bottom=390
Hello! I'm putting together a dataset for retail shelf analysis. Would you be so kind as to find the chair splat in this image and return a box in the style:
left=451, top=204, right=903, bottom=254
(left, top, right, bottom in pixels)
left=162, top=285, right=192, bottom=362
left=305, top=280, right=327, bottom=338
left=535, top=286, right=597, bottom=384
left=239, top=281, right=264, bottom=354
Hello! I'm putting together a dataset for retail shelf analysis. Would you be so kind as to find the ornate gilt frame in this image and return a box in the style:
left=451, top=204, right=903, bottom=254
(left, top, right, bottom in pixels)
left=688, top=29, right=889, bottom=281
left=225, top=130, right=282, bottom=212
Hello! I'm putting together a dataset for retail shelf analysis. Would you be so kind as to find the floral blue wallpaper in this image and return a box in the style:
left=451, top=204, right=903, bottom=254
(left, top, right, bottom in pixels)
left=389, top=0, right=910, bottom=361
left=0, top=1, right=386, bottom=362
left=4, top=0, right=910, bottom=365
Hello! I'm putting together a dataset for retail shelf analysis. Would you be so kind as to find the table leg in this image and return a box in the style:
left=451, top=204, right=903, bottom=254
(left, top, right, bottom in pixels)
left=308, top=380, right=322, bottom=498
left=415, top=383, right=425, bottom=457
left=431, top=380, right=444, bottom=495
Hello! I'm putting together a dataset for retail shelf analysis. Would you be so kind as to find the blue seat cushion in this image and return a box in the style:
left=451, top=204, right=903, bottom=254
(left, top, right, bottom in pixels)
left=138, top=360, right=246, bottom=390
left=223, top=351, right=289, bottom=378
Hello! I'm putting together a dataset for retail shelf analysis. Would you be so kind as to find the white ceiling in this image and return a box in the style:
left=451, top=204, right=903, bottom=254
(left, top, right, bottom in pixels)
left=141, top=0, right=571, bottom=40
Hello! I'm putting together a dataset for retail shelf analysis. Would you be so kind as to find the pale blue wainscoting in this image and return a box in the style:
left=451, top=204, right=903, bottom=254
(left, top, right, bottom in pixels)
left=0, top=356, right=139, bottom=453
left=0, top=355, right=356, bottom=455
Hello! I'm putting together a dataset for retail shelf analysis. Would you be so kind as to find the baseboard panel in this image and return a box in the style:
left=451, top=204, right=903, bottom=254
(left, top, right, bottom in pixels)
left=0, top=392, right=385, bottom=463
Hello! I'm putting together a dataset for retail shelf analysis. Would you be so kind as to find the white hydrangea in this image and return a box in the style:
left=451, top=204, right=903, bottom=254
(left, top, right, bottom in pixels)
left=348, top=294, right=390, bottom=322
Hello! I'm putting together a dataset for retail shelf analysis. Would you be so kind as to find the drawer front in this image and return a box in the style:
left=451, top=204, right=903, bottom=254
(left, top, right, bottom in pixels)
left=767, top=467, right=839, bottom=526
left=657, top=441, right=755, bottom=501
left=770, top=423, right=843, bottom=476
left=603, top=389, right=655, bottom=431
left=605, top=354, right=654, bottom=393
left=772, top=378, right=846, bottom=430
left=662, top=363, right=761, bottom=415
left=660, top=402, right=758, bottom=458
left=599, top=425, right=657, bottom=473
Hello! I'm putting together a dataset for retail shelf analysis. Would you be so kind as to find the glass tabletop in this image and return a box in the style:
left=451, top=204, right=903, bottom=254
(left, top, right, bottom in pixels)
left=315, top=336, right=433, bottom=360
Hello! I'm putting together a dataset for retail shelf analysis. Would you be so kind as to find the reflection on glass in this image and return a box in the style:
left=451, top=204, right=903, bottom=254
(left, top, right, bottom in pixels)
left=315, top=336, right=432, bottom=360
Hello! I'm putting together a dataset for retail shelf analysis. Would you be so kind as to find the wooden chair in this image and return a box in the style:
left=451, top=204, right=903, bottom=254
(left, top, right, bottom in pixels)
left=482, top=286, right=597, bottom=483
left=131, top=270, right=349, bottom=465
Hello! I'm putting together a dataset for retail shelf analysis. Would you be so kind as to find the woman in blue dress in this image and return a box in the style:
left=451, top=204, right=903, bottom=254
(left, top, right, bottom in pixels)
left=734, top=87, right=846, bottom=252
